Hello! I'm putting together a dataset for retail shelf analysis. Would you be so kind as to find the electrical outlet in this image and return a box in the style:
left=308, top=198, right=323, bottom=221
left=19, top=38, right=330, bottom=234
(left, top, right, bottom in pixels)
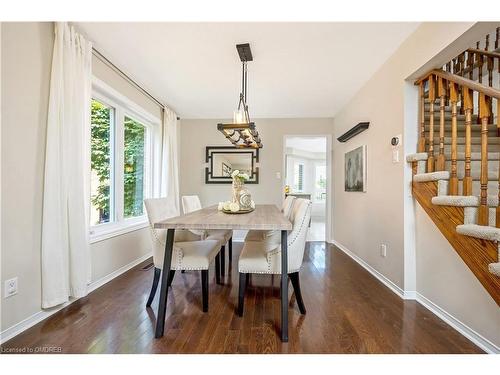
left=4, top=277, right=18, bottom=298
left=380, top=244, right=387, bottom=258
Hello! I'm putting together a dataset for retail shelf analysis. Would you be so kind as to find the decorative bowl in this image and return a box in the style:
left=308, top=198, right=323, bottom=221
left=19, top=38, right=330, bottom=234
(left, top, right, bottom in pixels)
left=221, top=207, right=255, bottom=215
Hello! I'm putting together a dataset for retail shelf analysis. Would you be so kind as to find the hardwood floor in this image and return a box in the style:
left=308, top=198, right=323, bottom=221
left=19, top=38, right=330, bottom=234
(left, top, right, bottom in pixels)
left=1, top=242, right=482, bottom=354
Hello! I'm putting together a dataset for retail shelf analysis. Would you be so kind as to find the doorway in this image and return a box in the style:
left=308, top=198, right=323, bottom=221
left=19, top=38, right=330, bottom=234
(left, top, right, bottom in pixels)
left=283, top=135, right=332, bottom=242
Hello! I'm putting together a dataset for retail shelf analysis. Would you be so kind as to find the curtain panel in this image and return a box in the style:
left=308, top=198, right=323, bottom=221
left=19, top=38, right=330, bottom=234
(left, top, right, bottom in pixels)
left=160, top=107, right=180, bottom=215
left=41, top=22, right=92, bottom=308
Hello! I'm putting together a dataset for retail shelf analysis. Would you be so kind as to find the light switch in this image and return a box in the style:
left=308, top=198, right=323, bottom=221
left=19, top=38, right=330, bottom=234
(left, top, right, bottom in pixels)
left=276, top=172, right=281, bottom=179
left=392, top=149, right=399, bottom=163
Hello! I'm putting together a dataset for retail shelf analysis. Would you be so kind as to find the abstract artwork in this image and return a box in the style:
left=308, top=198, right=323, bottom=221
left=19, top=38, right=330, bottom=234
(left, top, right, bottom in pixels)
left=345, top=145, right=366, bottom=192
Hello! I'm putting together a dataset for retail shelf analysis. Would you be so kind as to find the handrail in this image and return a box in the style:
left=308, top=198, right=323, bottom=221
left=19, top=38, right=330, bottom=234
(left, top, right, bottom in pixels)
left=414, top=69, right=500, bottom=99
left=467, top=48, right=500, bottom=59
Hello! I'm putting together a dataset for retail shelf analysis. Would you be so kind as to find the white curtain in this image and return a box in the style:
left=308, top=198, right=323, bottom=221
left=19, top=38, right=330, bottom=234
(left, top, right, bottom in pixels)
left=160, top=107, right=180, bottom=215
left=41, top=23, right=92, bottom=308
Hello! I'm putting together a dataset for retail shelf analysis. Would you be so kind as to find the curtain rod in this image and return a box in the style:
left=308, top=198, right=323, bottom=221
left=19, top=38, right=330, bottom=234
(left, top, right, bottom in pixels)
left=92, top=48, right=180, bottom=120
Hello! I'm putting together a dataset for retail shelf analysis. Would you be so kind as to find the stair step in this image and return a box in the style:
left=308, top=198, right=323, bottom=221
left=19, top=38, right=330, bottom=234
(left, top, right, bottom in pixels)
left=424, top=123, right=497, bottom=129
left=456, top=224, right=500, bottom=242
left=406, top=152, right=428, bottom=162
left=414, top=171, right=450, bottom=182
left=429, top=137, right=500, bottom=145
left=431, top=195, right=499, bottom=207
left=442, top=144, right=500, bottom=153
left=446, top=160, right=498, bottom=174
left=425, top=114, right=479, bottom=121
left=489, top=263, right=500, bottom=277
left=425, top=129, right=498, bottom=137
left=445, top=152, right=500, bottom=161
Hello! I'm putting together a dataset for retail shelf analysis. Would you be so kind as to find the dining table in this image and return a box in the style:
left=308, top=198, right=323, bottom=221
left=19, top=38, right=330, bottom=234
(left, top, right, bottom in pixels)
left=153, top=204, right=293, bottom=342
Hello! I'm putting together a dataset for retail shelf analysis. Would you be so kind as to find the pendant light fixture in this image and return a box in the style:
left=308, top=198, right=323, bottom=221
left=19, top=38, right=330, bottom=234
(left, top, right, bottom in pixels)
left=217, top=43, right=263, bottom=148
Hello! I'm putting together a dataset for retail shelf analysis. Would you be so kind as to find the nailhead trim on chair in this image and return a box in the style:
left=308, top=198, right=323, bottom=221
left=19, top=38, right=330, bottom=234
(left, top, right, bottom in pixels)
left=264, top=201, right=312, bottom=273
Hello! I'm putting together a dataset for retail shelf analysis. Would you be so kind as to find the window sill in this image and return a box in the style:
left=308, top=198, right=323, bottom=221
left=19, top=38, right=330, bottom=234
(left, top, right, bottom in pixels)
left=89, top=218, right=150, bottom=244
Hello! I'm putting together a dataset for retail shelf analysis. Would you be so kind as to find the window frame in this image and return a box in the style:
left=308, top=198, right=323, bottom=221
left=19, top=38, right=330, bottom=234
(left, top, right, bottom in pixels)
left=90, top=78, right=160, bottom=244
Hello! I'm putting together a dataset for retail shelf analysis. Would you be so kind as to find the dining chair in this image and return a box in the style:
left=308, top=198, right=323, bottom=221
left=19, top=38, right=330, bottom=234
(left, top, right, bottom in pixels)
left=144, top=198, right=222, bottom=312
left=237, top=198, right=312, bottom=317
left=181, top=195, right=233, bottom=276
left=243, top=195, right=296, bottom=248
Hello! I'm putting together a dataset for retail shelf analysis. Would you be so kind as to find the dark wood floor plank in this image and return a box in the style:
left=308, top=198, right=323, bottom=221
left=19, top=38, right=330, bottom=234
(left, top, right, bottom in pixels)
left=0, top=242, right=483, bottom=354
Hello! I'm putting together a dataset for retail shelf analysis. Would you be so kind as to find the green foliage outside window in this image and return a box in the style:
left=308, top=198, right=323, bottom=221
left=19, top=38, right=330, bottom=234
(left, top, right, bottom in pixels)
left=90, top=100, right=146, bottom=224
left=91, top=100, right=111, bottom=224
left=124, top=116, right=145, bottom=218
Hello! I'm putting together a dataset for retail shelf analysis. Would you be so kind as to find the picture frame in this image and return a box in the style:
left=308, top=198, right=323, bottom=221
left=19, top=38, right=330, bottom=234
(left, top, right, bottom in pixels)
left=344, top=145, right=366, bottom=192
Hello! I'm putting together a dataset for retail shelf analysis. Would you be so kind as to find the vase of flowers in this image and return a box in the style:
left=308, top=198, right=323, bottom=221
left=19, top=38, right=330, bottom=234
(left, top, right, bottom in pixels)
left=218, top=169, right=255, bottom=213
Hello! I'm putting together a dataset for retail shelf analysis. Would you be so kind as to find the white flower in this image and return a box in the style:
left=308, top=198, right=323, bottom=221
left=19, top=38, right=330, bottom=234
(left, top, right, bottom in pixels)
left=218, top=202, right=224, bottom=211
left=250, top=200, right=255, bottom=209
left=231, top=169, right=240, bottom=178
left=229, top=202, right=240, bottom=212
left=223, top=201, right=231, bottom=211
left=240, top=173, right=249, bottom=180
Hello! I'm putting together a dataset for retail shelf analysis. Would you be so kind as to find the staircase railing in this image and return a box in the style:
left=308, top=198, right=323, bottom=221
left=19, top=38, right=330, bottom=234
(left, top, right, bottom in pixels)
left=414, top=69, right=500, bottom=227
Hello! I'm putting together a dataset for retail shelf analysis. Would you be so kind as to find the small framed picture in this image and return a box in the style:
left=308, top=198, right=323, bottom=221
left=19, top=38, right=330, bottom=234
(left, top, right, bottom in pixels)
left=344, top=145, right=367, bottom=192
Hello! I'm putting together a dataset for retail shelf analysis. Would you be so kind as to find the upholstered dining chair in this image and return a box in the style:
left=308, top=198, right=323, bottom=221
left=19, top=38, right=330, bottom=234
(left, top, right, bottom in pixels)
left=237, top=198, right=312, bottom=317
left=144, top=198, right=222, bottom=312
left=182, top=195, right=233, bottom=277
left=243, top=195, right=296, bottom=248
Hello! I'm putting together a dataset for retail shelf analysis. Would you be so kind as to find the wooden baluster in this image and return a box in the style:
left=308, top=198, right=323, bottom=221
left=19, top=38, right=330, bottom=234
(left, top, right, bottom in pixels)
left=485, top=34, right=490, bottom=51
left=458, top=53, right=465, bottom=76
left=418, top=81, right=426, bottom=152
left=467, top=51, right=474, bottom=80
left=436, top=77, right=446, bottom=171
left=496, top=27, right=499, bottom=51
left=477, top=52, right=483, bottom=84
left=477, top=52, right=483, bottom=125
left=449, top=82, right=459, bottom=195
left=427, top=75, right=436, bottom=172
left=463, top=88, right=473, bottom=196
left=445, top=63, right=451, bottom=106
left=487, top=56, right=494, bottom=123
left=478, top=93, right=491, bottom=226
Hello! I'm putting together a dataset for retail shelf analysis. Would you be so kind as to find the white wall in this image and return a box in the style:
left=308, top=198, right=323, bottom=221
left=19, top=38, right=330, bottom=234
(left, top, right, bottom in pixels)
left=180, top=118, right=332, bottom=212
left=1, top=22, right=158, bottom=334
left=415, top=205, right=500, bottom=347
left=332, top=21, right=500, bottom=349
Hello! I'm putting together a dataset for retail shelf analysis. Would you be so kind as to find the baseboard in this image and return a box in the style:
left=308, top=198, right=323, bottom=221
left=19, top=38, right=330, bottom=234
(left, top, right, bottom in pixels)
left=0, top=252, right=152, bottom=344
left=331, top=239, right=498, bottom=354
left=332, top=240, right=406, bottom=299
left=415, top=292, right=499, bottom=354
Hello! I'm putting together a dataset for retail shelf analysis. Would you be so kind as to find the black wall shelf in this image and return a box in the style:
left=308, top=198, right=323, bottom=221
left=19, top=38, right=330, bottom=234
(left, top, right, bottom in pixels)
left=337, top=122, right=369, bottom=142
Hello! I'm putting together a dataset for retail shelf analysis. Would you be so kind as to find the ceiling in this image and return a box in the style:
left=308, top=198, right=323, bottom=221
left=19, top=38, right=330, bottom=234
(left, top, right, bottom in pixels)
left=76, top=22, right=419, bottom=119
left=286, top=137, right=326, bottom=152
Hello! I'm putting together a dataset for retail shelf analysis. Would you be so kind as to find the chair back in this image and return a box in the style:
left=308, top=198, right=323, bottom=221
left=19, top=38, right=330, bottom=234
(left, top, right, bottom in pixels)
left=182, top=195, right=202, bottom=214
left=181, top=195, right=206, bottom=237
left=282, top=195, right=296, bottom=218
left=144, top=198, right=199, bottom=268
left=286, top=198, right=312, bottom=272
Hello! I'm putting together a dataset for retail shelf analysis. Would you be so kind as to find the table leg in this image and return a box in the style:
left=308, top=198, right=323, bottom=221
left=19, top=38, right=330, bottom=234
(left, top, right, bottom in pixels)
left=280, top=230, right=288, bottom=342
left=155, top=228, right=175, bottom=338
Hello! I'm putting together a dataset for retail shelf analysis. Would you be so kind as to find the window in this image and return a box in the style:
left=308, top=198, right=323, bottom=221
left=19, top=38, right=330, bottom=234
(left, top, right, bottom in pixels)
left=314, top=165, right=326, bottom=202
left=294, top=163, right=304, bottom=192
left=123, top=116, right=146, bottom=218
left=90, top=99, right=114, bottom=226
left=90, top=80, right=158, bottom=242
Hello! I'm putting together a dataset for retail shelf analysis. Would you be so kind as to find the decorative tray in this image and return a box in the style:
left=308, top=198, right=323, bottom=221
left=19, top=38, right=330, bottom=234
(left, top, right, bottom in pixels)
left=221, top=208, right=255, bottom=214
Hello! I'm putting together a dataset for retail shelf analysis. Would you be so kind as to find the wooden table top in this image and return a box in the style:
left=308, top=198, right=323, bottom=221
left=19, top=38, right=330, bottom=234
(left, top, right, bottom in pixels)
left=154, top=204, right=292, bottom=231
